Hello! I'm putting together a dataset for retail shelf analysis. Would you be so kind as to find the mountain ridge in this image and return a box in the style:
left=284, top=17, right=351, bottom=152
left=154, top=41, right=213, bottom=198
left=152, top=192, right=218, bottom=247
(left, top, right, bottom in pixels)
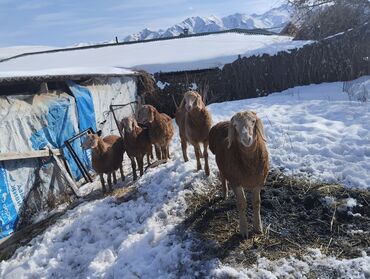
left=123, top=4, right=291, bottom=42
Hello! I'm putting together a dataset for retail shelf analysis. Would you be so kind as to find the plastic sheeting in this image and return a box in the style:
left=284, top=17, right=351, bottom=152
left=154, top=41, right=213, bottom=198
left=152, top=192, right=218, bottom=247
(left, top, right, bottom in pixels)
left=85, top=76, right=137, bottom=137
left=0, top=76, right=137, bottom=239
left=0, top=92, right=81, bottom=238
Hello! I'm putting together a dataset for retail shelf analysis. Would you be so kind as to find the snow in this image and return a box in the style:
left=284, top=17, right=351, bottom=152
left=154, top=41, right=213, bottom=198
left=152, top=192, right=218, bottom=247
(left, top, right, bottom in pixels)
left=344, top=75, right=370, bottom=102
left=213, top=249, right=370, bottom=278
left=124, top=4, right=291, bottom=42
left=0, top=45, right=58, bottom=60
left=1, top=79, right=370, bottom=278
left=0, top=34, right=311, bottom=76
left=156, top=80, right=169, bottom=90
left=208, top=81, right=370, bottom=189
left=0, top=67, right=135, bottom=80
left=321, top=196, right=336, bottom=207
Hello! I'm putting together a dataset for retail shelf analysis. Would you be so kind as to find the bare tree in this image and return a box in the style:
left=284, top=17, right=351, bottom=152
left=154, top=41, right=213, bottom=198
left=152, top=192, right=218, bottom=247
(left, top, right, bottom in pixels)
left=288, top=0, right=370, bottom=40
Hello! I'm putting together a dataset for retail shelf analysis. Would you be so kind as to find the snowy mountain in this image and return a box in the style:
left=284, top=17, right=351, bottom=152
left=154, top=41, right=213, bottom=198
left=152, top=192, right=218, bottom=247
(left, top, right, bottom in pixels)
left=123, top=4, right=291, bottom=42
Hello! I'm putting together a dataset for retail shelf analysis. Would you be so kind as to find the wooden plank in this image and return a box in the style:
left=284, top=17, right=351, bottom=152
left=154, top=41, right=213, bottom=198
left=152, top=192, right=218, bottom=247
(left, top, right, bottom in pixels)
left=0, top=149, right=62, bottom=161
left=48, top=147, right=81, bottom=198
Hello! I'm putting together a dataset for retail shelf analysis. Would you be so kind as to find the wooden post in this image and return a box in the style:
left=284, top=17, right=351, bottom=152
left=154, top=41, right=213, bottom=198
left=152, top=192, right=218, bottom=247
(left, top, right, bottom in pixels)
left=48, top=147, right=81, bottom=197
left=0, top=149, right=62, bottom=161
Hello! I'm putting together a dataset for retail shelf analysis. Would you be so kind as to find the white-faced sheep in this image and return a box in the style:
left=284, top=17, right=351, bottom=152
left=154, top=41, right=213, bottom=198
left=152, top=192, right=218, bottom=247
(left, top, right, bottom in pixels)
left=137, top=105, right=174, bottom=160
left=119, top=116, right=152, bottom=181
left=175, top=91, right=212, bottom=176
left=81, top=131, right=125, bottom=193
left=209, top=111, right=269, bottom=238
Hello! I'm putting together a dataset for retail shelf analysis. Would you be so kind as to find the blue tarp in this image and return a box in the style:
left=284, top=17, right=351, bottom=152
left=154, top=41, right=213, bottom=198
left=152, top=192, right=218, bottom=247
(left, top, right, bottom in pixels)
left=0, top=83, right=98, bottom=239
left=67, top=80, right=97, bottom=132
left=0, top=162, right=18, bottom=238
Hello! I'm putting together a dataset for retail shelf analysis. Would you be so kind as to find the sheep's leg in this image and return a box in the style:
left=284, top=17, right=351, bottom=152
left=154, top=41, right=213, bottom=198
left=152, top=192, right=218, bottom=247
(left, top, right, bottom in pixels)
left=130, top=156, right=138, bottom=181
left=146, top=152, right=151, bottom=167
left=150, top=147, right=154, bottom=159
left=220, top=173, right=228, bottom=199
left=120, top=165, right=125, bottom=182
left=234, top=186, right=248, bottom=238
left=194, top=143, right=202, bottom=171
left=107, top=173, right=113, bottom=192
left=162, top=145, right=170, bottom=160
left=181, top=139, right=189, bottom=162
left=154, top=145, right=161, bottom=160
left=203, top=141, right=210, bottom=176
left=166, top=145, right=171, bottom=159
left=252, top=188, right=263, bottom=234
left=113, top=171, right=117, bottom=185
left=99, top=174, right=106, bottom=194
left=137, top=156, right=144, bottom=176
left=160, top=146, right=165, bottom=160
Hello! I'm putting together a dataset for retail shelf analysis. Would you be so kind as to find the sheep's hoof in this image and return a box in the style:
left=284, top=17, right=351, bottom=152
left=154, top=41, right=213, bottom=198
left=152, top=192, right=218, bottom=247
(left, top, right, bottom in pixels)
left=205, top=168, right=210, bottom=177
left=122, top=176, right=125, bottom=182
left=240, top=229, right=249, bottom=239
left=253, top=225, right=263, bottom=234
left=240, top=223, right=249, bottom=239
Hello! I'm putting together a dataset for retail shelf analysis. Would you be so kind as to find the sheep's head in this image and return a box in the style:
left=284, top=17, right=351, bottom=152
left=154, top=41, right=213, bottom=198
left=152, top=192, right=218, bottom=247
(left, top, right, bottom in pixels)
left=120, top=116, right=137, bottom=133
left=227, top=111, right=266, bottom=149
left=183, top=91, right=203, bottom=112
left=81, top=132, right=99, bottom=150
left=137, top=105, right=156, bottom=124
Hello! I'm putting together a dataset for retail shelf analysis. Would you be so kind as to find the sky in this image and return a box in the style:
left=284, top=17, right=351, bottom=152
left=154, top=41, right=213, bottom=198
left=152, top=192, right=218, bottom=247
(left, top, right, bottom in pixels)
left=0, top=0, right=284, bottom=47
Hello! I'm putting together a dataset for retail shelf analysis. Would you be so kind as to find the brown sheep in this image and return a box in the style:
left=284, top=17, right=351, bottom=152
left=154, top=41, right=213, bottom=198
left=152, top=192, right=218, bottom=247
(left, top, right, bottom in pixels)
left=119, top=116, right=152, bottom=181
left=137, top=105, right=174, bottom=160
left=209, top=111, right=269, bottom=238
left=175, top=91, right=212, bottom=176
left=81, top=131, right=125, bottom=193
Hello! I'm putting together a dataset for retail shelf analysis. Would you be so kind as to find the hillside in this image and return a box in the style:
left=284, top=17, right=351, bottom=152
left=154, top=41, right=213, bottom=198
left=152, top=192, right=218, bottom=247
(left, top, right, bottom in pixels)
left=123, top=4, right=291, bottom=42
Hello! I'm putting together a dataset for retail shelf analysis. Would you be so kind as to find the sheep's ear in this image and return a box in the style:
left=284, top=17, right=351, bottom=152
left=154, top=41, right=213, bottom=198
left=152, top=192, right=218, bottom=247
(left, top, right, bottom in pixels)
left=255, top=118, right=266, bottom=142
left=196, top=94, right=203, bottom=108
left=96, top=130, right=102, bottom=137
left=227, top=123, right=235, bottom=149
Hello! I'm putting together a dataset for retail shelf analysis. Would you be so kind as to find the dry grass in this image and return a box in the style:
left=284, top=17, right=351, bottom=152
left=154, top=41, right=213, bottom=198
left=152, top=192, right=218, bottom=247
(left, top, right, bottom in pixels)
left=182, top=170, right=370, bottom=267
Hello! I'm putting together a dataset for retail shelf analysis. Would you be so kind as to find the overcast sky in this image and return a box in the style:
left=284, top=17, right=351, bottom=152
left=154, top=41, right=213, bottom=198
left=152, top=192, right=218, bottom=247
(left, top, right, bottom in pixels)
left=0, top=0, right=284, bottom=47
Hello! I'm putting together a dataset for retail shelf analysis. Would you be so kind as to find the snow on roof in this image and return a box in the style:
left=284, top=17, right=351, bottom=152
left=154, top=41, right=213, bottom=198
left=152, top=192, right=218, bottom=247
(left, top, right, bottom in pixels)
left=0, top=67, right=135, bottom=82
left=0, top=32, right=311, bottom=80
left=0, top=45, right=58, bottom=60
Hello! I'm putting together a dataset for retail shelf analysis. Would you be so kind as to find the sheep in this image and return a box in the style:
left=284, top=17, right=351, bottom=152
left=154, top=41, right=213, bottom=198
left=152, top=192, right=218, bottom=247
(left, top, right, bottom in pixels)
left=81, top=131, right=125, bottom=193
left=119, top=116, right=152, bottom=181
left=209, top=111, right=269, bottom=238
left=175, top=91, right=212, bottom=176
left=137, top=104, right=174, bottom=160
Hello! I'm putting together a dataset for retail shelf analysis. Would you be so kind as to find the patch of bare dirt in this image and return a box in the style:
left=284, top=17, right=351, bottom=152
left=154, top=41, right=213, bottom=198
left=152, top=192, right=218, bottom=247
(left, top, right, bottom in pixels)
left=182, top=170, right=370, bottom=267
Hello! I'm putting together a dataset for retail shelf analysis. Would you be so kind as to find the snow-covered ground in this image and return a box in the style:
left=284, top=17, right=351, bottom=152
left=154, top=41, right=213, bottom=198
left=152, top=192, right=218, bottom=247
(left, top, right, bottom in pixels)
left=1, top=80, right=370, bottom=278
left=209, top=81, right=370, bottom=189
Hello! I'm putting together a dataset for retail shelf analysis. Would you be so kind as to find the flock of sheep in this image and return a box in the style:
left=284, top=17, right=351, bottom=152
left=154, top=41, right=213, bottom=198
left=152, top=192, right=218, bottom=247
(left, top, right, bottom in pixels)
left=81, top=91, right=269, bottom=238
